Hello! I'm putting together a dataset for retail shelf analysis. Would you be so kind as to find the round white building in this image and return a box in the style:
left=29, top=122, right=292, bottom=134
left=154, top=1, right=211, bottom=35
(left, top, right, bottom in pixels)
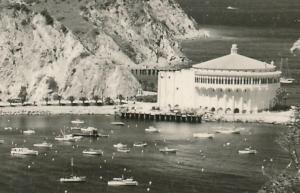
left=158, top=44, right=281, bottom=113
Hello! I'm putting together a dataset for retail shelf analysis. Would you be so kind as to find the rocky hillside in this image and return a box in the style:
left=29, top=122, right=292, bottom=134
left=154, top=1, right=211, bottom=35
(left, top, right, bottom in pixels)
left=80, top=0, right=202, bottom=67
left=0, top=0, right=203, bottom=102
left=0, top=3, right=140, bottom=102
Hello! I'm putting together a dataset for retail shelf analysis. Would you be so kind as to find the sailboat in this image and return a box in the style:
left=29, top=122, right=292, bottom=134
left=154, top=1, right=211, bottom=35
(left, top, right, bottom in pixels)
left=280, top=58, right=295, bottom=84
left=59, top=158, right=86, bottom=183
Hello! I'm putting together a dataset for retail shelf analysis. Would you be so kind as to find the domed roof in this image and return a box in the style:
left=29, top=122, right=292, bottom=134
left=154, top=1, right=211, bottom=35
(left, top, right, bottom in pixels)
left=192, top=44, right=276, bottom=71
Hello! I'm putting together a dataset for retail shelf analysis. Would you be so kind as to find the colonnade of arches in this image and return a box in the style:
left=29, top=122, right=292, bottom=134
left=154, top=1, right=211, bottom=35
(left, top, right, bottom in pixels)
left=195, top=75, right=280, bottom=85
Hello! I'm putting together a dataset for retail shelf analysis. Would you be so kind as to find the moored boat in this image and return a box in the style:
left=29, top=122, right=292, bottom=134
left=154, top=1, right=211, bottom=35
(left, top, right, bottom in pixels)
left=108, top=177, right=138, bottom=186
left=55, top=134, right=82, bottom=142
left=117, top=147, right=130, bottom=153
left=133, top=142, right=147, bottom=147
left=0, top=139, right=4, bottom=144
left=60, top=176, right=86, bottom=183
left=60, top=158, right=86, bottom=183
left=193, top=133, right=214, bottom=139
left=238, top=147, right=257, bottom=154
left=33, top=142, right=53, bottom=148
left=280, top=58, right=295, bottom=84
left=110, top=122, right=125, bottom=126
left=23, top=129, right=35, bottom=135
left=80, top=127, right=97, bottom=133
left=145, top=126, right=160, bottom=133
left=11, top=148, right=38, bottom=156
left=71, top=119, right=84, bottom=124
left=82, top=148, right=103, bottom=155
left=159, top=147, right=177, bottom=153
left=113, top=143, right=127, bottom=149
left=70, top=127, right=81, bottom=130
left=215, top=129, right=241, bottom=134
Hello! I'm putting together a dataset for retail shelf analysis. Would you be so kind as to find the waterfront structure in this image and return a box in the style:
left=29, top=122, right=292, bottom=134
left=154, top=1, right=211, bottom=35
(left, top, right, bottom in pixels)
left=158, top=45, right=281, bottom=113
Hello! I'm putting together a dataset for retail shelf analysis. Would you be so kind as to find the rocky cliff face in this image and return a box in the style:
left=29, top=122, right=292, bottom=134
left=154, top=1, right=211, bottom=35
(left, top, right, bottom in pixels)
left=0, top=0, right=202, bottom=102
left=81, top=0, right=202, bottom=67
left=0, top=4, right=140, bottom=102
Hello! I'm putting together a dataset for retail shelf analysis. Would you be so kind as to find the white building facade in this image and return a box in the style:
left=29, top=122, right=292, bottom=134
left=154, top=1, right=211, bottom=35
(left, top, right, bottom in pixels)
left=158, top=45, right=281, bottom=113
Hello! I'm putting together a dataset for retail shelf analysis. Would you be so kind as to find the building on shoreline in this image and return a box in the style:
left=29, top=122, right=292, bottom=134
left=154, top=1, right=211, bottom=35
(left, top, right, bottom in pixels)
left=158, top=45, right=281, bottom=114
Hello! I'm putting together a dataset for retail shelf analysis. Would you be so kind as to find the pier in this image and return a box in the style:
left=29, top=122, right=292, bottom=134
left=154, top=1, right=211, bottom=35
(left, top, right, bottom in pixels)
left=120, top=112, right=202, bottom=123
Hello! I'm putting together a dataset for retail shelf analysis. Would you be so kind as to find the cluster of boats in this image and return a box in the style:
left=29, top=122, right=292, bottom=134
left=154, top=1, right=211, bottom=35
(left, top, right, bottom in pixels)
left=4, top=117, right=259, bottom=189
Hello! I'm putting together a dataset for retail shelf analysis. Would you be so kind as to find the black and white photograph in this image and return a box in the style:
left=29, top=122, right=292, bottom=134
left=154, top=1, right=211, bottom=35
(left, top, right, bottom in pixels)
left=0, top=0, right=299, bottom=192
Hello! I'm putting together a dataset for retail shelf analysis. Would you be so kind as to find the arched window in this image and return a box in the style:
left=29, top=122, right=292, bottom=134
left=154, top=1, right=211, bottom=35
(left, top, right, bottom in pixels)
left=234, top=108, right=240, bottom=114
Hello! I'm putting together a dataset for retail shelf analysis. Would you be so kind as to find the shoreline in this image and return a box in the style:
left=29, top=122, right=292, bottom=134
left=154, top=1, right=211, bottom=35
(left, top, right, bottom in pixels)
left=0, top=103, right=293, bottom=125
left=0, top=105, right=117, bottom=116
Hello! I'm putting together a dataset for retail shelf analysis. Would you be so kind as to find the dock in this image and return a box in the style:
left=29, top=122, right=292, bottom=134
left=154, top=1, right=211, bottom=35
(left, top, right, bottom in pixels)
left=120, top=112, right=202, bottom=123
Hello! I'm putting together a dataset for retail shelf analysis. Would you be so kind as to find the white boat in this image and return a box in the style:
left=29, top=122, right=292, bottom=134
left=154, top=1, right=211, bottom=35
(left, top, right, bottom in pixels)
left=238, top=147, right=257, bottom=154
left=227, top=6, right=238, bottom=10
left=23, top=129, right=35, bottom=135
left=33, top=142, right=53, bottom=148
left=193, top=133, right=214, bottom=139
left=110, top=122, right=125, bottom=126
left=55, top=134, right=82, bottom=142
left=133, top=142, right=147, bottom=147
left=71, top=119, right=84, bottom=124
left=145, top=126, right=160, bottom=133
left=280, top=58, right=295, bottom=84
left=60, top=158, right=86, bottom=183
left=117, top=147, right=130, bottom=153
left=215, top=129, right=241, bottom=134
left=11, top=148, right=38, bottom=156
left=4, top=127, right=13, bottom=131
left=159, top=147, right=177, bottom=153
left=81, top=127, right=97, bottom=133
left=113, top=143, right=127, bottom=149
left=280, top=78, right=295, bottom=84
left=60, top=176, right=86, bottom=183
left=0, top=139, right=4, bottom=144
left=70, top=127, right=81, bottom=130
left=108, top=177, right=138, bottom=186
left=82, top=148, right=103, bottom=155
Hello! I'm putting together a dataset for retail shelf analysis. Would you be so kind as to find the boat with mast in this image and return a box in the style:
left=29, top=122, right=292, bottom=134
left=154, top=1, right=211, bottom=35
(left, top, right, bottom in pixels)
left=55, top=129, right=82, bottom=142
left=60, top=158, right=86, bottom=183
left=280, top=58, right=295, bottom=84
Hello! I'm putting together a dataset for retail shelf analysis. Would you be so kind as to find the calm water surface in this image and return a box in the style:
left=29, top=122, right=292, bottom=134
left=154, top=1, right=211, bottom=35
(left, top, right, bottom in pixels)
left=0, top=115, right=290, bottom=193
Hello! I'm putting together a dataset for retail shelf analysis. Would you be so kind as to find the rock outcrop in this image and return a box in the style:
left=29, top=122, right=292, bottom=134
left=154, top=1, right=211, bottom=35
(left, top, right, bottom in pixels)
left=0, top=4, right=140, bottom=102
left=0, top=0, right=203, bottom=102
left=81, top=0, right=202, bottom=67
